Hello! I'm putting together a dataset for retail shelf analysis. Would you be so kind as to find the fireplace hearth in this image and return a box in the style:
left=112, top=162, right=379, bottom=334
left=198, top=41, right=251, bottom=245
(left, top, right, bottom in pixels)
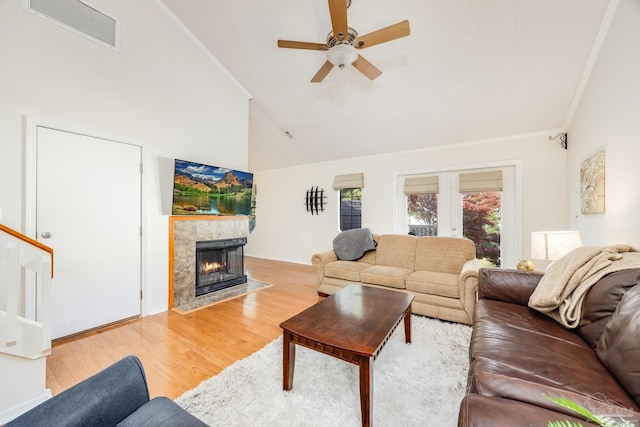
left=195, top=237, right=247, bottom=297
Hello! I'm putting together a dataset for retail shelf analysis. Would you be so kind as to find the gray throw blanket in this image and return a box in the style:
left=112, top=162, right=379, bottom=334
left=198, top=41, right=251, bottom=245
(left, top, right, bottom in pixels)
left=529, top=245, right=640, bottom=328
left=332, top=228, right=376, bottom=261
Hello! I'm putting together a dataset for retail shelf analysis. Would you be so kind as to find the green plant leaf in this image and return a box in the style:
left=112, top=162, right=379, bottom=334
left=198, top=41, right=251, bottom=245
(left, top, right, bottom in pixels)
left=548, top=421, right=583, bottom=427
left=545, top=394, right=636, bottom=427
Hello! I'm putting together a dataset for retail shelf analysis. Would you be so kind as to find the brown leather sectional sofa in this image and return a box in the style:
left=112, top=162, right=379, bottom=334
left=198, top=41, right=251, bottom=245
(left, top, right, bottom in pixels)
left=458, top=268, right=640, bottom=426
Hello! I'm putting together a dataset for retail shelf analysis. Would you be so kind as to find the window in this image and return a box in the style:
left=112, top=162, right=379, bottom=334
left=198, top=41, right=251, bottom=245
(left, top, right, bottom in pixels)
left=461, top=192, right=502, bottom=266
left=397, top=166, right=517, bottom=268
left=459, top=171, right=503, bottom=267
left=340, top=188, right=362, bottom=231
left=334, top=173, right=364, bottom=231
left=405, top=176, right=439, bottom=236
left=407, top=193, right=438, bottom=236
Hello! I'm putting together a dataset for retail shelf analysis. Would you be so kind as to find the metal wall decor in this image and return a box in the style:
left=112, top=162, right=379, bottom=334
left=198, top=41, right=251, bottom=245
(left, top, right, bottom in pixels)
left=305, top=186, right=326, bottom=215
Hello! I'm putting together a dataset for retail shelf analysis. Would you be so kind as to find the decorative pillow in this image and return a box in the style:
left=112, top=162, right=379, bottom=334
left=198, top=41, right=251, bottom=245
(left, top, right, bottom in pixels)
left=596, top=283, right=640, bottom=407
left=578, top=268, right=640, bottom=349
left=332, top=228, right=377, bottom=261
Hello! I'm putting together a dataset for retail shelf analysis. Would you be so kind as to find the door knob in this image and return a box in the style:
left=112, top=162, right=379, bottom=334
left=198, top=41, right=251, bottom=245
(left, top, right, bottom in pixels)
left=41, top=231, right=52, bottom=239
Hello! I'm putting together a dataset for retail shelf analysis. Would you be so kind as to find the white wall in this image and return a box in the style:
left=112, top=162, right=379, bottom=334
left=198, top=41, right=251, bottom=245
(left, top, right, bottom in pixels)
left=567, top=0, right=640, bottom=249
left=0, top=0, right=248, bottom=416
left=0, top=0, right=249, bottom=316
left=246, top=132, right=568, bottom=266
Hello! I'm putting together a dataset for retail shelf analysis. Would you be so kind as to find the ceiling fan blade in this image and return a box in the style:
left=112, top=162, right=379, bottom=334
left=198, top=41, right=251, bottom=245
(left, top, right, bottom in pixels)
left=353, top=20, right=410, bottom=49
left=328, top=0, right=348, bottom=42
left=352, top=55, right=382, bottom=80
left=311, top=61, right=335, bottom=83
left=278, top=40, right=329, bottom=51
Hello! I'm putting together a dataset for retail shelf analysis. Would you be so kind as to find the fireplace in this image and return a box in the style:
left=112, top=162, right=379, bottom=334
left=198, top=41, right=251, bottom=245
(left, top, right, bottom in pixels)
left=195, top=237, right=247, bottom=297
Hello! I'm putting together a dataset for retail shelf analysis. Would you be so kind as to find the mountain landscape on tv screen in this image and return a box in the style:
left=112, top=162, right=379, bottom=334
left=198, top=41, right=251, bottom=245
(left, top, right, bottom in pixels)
left=172, top=159, right=253, bottom=216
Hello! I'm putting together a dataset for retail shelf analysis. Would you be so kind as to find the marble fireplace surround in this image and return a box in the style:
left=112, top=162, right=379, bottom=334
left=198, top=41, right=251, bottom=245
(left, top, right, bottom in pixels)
left=169, top=216, right=249, bottom=308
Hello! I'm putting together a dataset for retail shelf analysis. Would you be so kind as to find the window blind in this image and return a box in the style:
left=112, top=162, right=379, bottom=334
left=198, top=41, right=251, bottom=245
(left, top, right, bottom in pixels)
left=404, top=176, right=439, bottom=195
left=333, top=173, right=364, bottom=190
left=459, top=171, right=503, bottom=192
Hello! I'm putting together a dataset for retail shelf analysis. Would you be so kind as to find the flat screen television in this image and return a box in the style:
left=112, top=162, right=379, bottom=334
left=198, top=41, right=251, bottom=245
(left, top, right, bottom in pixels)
left=172, top=159, right=254, bottom=216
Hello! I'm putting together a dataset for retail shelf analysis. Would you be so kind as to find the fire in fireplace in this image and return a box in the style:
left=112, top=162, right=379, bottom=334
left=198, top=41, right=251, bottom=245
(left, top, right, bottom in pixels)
left=195, top=237, right=247, bottom=297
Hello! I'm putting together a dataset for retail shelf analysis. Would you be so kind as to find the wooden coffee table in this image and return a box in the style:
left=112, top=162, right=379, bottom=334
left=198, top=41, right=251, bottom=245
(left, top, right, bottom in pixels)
left=279, top=284, right=414, bottom=427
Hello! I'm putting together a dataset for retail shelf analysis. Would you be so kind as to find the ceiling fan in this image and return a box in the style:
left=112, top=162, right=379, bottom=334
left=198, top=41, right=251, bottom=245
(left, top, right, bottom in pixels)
left=277, top=0, right=410, bottom=82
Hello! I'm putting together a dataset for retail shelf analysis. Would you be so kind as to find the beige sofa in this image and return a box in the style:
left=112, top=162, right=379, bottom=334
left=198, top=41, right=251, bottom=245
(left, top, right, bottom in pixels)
left=311, top=234, right=482, bottom=325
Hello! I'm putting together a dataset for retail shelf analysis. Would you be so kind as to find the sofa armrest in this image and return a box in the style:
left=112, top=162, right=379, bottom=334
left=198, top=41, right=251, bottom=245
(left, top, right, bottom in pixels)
left=311, top=249, right=338, bottom=286
left=7, top=355, right=150, bottom=427
left=460, top=259, right=483, bottom=292
left=477, top=268, right=544, bottom=305
left=457, top=259, right=483, bottom=323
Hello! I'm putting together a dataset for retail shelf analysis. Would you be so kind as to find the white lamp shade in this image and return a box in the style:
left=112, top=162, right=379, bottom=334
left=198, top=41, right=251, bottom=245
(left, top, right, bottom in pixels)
left=327, top=44, right=358, bottom=68
left=531, top=231, right=582, bottom=261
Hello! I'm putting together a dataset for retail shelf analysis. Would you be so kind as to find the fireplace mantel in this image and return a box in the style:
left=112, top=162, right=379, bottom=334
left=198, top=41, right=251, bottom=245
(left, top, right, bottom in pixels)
left=169, top=216, right=249, bottom=308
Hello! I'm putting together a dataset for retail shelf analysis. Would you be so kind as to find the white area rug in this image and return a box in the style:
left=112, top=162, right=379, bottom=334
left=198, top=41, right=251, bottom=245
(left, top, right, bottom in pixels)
left=176, top=315, right=472, bottom=427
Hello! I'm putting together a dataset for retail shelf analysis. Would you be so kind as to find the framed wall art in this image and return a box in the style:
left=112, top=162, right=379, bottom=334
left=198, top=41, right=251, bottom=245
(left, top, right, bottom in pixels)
left=580, top=149, right=605, bottom=214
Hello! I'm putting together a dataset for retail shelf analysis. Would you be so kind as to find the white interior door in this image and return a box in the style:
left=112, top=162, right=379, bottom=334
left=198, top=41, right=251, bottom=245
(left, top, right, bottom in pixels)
left=36, top=127, right=141, bottom=339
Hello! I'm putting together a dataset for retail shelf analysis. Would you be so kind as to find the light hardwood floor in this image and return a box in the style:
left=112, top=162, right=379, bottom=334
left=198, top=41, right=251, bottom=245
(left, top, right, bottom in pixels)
left=45, top=257, right=321, bottom=399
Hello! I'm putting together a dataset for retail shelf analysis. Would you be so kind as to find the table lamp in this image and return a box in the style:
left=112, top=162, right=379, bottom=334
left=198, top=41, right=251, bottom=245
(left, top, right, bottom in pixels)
left=529, top=230, right=582, bottom=270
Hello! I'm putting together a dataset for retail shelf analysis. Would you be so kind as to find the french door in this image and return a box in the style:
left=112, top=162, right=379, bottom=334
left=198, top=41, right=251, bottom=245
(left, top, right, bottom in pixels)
left=397, top=165, right=518, bottom=268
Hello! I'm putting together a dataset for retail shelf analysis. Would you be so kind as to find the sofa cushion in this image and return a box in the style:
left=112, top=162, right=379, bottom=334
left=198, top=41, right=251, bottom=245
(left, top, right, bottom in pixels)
left=458, top=394, right=595, bottom=427
left=374, top=235, right=417, bottom=270
left=578, top=268, right=640, bottom=349
left=116, top=397, right=207, bottom=427
left=597, top=283, right=640, bottom=407
left=332, top=228, right=377, bottom=261
left=324, top=260, right=372, bottom=281
left=468, top=299, right=639, bottom=413
left=414, top=237, right=475, bottom=274
left=360, top=265, right=412, bottom=289
left=405, top=271, right=459, bottom=297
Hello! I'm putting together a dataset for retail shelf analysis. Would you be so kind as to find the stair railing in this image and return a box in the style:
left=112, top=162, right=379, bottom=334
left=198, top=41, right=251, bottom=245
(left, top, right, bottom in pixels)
left=0, top=223, right=54, bottom=359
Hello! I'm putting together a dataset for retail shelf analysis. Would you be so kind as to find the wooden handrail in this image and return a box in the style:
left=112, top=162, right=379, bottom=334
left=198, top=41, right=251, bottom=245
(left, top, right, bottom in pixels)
left=0, top=223, right=54, bottom=277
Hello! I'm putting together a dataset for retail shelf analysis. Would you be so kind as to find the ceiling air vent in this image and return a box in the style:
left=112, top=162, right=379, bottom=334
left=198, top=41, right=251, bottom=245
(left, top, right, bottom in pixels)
left=24, top=0, right=119, bottom=50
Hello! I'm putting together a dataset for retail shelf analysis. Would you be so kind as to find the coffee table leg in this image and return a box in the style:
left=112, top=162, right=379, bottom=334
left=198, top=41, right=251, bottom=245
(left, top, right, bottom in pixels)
left=283, top=331, right=295, bottom=390
left=404, top=306, right=412, bottom=343
left=359, top=356, right=373, bottom=427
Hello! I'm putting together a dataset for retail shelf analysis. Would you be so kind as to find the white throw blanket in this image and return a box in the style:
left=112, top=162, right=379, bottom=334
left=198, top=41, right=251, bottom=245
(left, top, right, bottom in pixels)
left=528, top=245, right=640, bottom=328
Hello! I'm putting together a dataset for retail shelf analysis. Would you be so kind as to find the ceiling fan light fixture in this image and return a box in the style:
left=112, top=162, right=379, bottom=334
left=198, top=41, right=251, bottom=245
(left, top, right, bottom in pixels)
left=327, top=44, right=358, bottom=69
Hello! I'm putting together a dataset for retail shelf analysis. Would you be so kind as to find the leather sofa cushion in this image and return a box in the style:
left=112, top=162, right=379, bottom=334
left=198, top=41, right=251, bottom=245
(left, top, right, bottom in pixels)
left=597, top=283, right=640, bottom=407
left=360, top=265, right=412, bottom=289
left=472, top=299, right=589, bottom=353
left=414, top=236, right=475, bottom=274
left=478, top=268, right=543, bottom=304
left=405, top=271, right=459, bottom=297
left=578, top=268, right=640, bottom=349
left=469, top=299, right=639, bottom=413
left=458, top=394, right=595, bottom=427
left=324, top=261, right=372, bottom=281
left=374, top=234, right=416, bottom=270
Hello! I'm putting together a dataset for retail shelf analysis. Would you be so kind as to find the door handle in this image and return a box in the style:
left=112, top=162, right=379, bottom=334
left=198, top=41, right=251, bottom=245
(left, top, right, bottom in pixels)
left=41, top=231, right=52, bottom=239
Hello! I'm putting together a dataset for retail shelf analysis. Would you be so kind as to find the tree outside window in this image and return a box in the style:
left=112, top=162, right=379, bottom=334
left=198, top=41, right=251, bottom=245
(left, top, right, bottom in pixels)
left=407, top=193, right=438, bottom=236
left=462, top=192, right=501, bottom=267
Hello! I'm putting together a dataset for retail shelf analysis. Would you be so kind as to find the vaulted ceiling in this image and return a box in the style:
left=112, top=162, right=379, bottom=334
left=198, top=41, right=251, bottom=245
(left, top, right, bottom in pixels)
left=161, top=0, right=612, bottom=172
